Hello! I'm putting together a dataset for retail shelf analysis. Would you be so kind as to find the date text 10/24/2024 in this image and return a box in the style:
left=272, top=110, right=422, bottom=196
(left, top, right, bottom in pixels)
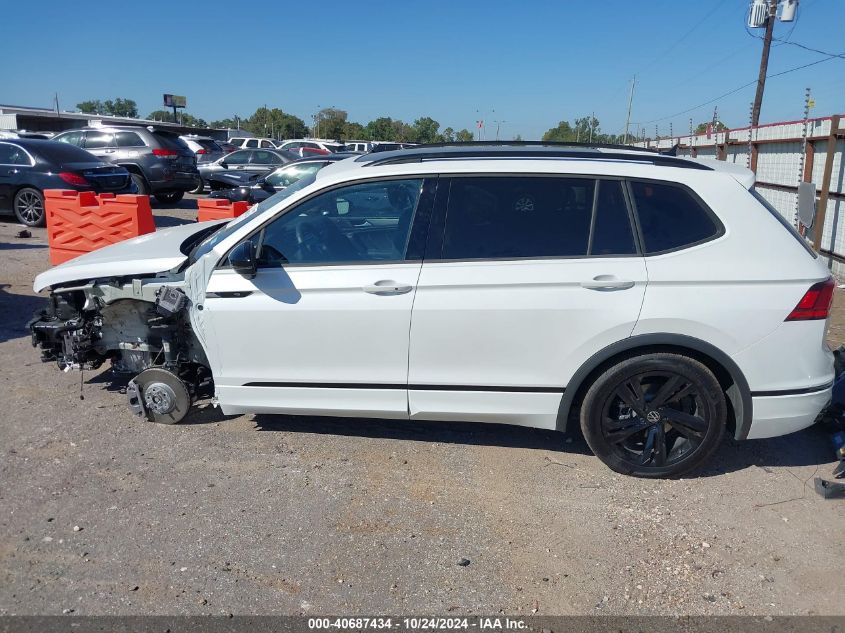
left=307, top=618, right=528, bottom=630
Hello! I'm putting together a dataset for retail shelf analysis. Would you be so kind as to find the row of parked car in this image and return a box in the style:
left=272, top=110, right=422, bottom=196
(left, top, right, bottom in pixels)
left=0, top=126, right=402, bottom=226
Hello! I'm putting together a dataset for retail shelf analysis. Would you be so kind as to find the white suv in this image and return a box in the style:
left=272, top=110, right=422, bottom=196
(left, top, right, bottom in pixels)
left=29, top=144, right=835, bottom=477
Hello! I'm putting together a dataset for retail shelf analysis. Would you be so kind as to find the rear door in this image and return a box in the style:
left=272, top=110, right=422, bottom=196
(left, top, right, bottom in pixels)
left=408, top=175, right=648, bottom=429
left=82, top=130, right=118, bottom=162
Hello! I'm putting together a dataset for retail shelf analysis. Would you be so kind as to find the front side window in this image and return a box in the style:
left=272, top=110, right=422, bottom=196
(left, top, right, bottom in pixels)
left=260, top=140, right=274, bottom=148
left=245, top=139, right=259, bottom=148
left=442, top=176, right=595, bottom=259
left=256, top=179, right=423, bottom=266
left=630, top=181, right=721, bottom=254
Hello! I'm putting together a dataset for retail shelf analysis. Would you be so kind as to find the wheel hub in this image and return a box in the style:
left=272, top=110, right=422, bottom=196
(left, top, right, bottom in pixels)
left=646, top=410, right=662, bottom=423
left=144, top=382, right=177, bottom=414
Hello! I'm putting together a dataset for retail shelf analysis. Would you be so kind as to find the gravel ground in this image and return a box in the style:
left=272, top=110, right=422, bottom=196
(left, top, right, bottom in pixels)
left=1, top=198, right=844, bottom=616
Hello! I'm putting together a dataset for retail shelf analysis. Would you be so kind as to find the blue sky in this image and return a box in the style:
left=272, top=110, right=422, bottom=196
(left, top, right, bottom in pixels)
left=1, top=0, right=842, bottom=139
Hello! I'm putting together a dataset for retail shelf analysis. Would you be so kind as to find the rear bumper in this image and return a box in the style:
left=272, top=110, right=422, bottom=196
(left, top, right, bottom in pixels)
left=149, top=174, right=200, bottom=193
left=745, top=386, right=832, bottom=439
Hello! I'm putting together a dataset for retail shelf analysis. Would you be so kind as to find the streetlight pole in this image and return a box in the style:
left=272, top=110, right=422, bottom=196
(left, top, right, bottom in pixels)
left=751, top=0, right=778, bottom=126
left=623, top=75, right=636, bottom=144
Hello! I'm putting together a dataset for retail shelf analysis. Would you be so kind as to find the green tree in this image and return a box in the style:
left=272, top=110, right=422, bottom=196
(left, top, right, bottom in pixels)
left=412, top=117, right=441, bottom=144
left=365, top=117, right=396, bottom=142
left=103, top=98, right=138, bottom=118
left=145, top=110, right=207, bottom=127
left=391, top=120, right=416, bottom=143
left=440, top=127, right=455, bottom=143
left=455, top=129, right=474, bottom=142
left=542, top=120, right=576, bottom=142
left=77, top=100, right=104, bottom=114
left=344, top=121, right=366, bottom=140
left=78, top=98, right=138, bottom=117
left=695, top=120, right=727, bottom=134
left=314, top=107, right=348, bottom=139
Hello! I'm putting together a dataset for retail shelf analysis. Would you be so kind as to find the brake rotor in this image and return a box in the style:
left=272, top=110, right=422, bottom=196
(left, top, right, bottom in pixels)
left=128, top=367, right=191, bottom=424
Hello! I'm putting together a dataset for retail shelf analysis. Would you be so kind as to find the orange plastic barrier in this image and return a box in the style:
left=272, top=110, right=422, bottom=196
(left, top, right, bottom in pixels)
left=45, top=190, right=155, bottom=265
left=197, top=198, right=252, bottom=223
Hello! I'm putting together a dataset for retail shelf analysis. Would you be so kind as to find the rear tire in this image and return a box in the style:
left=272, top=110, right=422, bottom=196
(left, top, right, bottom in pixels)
left=130, top=173, right=149, bottom=196
left=579, top=353, right=726, bottom=478
left=154, top=191, right=185, bottom=205
left=189, top=177, right=205, bottom=195
left=13, top=187, right=45, bottom=227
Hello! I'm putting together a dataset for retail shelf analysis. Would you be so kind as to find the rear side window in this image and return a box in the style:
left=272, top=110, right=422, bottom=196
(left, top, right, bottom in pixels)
left=0, top=143, right=30, bottom=165
left=590, top=180, right=637, bottom=256
left=442, top=177, right=595, bottom=259
left=196, top=139, right=220, bottom=152
left=630, top=181, right=721, bottom=254
left=252, top=150, right=281, bottom=164
left=245, top=139, right=259, bottom=148
left=84, top=132, right=116, bottom=149
left=115, top=131, right=145, bottom=147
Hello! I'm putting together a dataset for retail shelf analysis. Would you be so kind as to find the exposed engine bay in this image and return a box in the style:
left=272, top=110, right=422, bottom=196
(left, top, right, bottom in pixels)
left=28, top=280, right=212, bottom=424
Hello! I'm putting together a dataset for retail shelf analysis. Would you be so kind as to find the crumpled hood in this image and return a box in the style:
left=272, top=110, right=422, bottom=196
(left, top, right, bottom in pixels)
left=33, top=220, right=225, bottom=293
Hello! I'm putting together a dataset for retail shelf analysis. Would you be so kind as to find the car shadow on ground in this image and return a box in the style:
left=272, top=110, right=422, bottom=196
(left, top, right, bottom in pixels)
left=79, top=370, right=838, bottom=477
left=0, top=284, right=46, bottom=344
left=153, top=214, right=195, bottom=229
left=0, top=240, right=47, bottom=251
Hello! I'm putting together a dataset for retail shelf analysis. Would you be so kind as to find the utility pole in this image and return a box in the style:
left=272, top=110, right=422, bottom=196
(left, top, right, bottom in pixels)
left=589, top=112, right=594, bottom=143
left=751, top=0, right=778, bottom=126
left=623, top=75, right=636, bottom=144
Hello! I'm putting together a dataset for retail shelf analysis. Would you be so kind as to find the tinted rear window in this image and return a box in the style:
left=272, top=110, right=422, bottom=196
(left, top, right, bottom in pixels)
left=443, top=176, right=595, bottom=259
left=630, top=181, right=721, bottom=254
left=152, top=131, right=190, bottom=151
left=35, top=142, right=101, bottom=163
left=196, top=139, right=221, bottom=151
left=115, top=131, right=145, bottom=147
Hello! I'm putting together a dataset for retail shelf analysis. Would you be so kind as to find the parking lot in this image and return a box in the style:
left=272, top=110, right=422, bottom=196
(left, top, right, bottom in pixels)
left=1, top=199, right=844, bottom=617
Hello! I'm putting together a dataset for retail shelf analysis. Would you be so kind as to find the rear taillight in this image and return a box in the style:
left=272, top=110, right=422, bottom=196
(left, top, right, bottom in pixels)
left=196, top=149, right=208, bottom=154
left=58, top=172, right=90, bottom=186
left=785, top=277, right=835, bottom=321
left=152, top=148, right=179, bottom=157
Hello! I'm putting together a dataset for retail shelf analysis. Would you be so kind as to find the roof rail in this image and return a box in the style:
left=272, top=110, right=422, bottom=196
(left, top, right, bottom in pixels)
left=403, top=140, right=661, bottom=153
left=358, top=142, right=712, bottom=171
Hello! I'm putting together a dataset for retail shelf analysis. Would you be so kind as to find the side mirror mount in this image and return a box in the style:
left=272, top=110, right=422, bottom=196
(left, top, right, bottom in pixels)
left=229, top=240, right=257, bottom=278
left=219, top=160, right=228, bottom=169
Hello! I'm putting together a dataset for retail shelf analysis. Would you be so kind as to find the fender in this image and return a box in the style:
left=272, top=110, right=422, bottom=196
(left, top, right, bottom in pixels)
left=556, top=333, right=753, bottom=440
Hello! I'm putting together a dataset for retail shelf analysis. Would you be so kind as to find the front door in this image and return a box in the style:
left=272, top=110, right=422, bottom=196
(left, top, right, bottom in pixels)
left=408, top=175, right=648, bottom=429
left=201, top=177, right=435, bottom=418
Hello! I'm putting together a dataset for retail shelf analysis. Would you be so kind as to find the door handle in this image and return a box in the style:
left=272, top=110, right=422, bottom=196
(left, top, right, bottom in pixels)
left=363, top=280, right=414, bottom=295
left=580, top=275, right=635, bottom=291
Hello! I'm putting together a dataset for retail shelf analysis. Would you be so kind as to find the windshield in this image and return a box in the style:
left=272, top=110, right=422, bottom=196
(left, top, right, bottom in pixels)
left=189, top=173, right=318, bottom=263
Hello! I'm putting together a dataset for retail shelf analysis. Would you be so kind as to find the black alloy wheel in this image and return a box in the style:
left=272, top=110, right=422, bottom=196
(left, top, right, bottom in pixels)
left=580, top=353, right=726, bottom=478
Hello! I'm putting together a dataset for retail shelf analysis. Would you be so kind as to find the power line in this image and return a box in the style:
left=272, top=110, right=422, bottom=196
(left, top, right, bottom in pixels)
left=631, top=53, right=844, bottom=125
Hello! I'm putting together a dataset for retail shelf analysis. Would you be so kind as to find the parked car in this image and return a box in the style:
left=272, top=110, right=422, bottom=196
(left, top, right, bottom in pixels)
left=52, top=126, right=198, bottom=205
left=180, top=136, right=225, bottom=194
left=0, top=139, right=135, bottom=226
left=199, top=148, right=298, bottom=191
left=216, top=140, right=239, bottom=154
left=209, top=153, right=357, bottom=203
left=229, top=137, right=279, bottom=149
left=28, top=143, right=836, bottom=478
left=275, top=139, right=346, bottom=156
left=344, top=140, right=373, bottom=153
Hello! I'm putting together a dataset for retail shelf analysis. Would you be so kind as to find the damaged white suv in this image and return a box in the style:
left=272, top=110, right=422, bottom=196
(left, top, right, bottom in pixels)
left=30, top=144, right=835, bottom=477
